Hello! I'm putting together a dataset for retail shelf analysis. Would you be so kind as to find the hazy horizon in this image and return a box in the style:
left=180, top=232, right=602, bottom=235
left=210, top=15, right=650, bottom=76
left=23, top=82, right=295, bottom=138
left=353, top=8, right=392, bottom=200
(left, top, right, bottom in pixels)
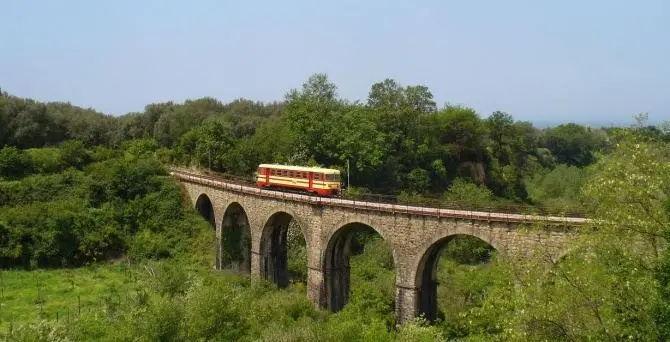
left=1, top=0, right=668, bottom=126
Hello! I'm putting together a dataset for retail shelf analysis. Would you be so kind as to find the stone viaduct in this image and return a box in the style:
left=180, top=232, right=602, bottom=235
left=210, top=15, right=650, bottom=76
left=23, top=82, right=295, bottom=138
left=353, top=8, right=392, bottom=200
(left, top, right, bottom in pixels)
left=171, top=169, right=587, bottom=324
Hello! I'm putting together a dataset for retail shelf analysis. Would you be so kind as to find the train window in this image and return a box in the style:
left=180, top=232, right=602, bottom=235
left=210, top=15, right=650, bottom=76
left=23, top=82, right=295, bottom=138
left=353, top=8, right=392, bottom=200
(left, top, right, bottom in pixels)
left=314, top=174, right=321, bottom=180
left=326, top=174, right=340, bottom=181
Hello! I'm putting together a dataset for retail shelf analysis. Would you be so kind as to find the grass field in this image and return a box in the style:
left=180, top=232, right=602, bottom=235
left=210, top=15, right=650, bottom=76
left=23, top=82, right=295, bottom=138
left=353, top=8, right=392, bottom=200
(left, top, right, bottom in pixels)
left=0, top=261, right=138, bottom=333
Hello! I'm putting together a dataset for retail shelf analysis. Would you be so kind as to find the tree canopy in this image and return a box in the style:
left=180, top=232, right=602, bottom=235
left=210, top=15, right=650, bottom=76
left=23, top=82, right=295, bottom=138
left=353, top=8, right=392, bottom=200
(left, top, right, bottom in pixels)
left=2, top=74, right=668, bottom=212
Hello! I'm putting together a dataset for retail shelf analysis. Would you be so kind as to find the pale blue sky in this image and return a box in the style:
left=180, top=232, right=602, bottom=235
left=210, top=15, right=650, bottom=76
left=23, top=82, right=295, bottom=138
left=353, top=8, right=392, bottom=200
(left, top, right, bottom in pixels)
left=1, top=0, right=668, bottom=126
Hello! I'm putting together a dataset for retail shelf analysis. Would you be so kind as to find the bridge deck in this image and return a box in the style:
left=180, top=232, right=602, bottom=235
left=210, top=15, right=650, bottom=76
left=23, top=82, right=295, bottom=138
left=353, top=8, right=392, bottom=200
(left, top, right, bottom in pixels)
left=170, top=169, right=589, bottom=225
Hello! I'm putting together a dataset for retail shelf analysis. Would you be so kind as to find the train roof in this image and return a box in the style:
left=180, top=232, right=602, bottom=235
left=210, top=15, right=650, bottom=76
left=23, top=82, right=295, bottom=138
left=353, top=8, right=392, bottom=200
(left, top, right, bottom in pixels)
left=258, top=164, right=340, bottom=174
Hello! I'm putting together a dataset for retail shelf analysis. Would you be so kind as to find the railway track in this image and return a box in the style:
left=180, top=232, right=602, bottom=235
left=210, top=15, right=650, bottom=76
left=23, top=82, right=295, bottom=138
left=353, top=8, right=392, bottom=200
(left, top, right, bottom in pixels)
left=169, top=167, right=590, bottom=225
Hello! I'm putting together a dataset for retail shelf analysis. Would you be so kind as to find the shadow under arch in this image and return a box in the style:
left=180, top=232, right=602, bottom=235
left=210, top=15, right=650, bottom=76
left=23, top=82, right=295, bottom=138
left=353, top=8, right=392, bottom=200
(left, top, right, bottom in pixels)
left=221, top=202, right=251, bottom=274
left=414, top=234, right=496, bottom=322
left=195, top=194, right=219, bottom=268
left=259, top=211, right=307, bottom=288
left=195, top=194, right=215, bottom=227
left=323, top=222, right=396, bottom=313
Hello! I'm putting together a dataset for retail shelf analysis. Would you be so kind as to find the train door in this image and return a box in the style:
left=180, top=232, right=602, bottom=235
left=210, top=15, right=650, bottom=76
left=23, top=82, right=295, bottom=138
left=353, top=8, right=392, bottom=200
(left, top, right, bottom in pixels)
left=265, top=167, right=270, bottom=184
left=308, top=172, right=314, bottom=192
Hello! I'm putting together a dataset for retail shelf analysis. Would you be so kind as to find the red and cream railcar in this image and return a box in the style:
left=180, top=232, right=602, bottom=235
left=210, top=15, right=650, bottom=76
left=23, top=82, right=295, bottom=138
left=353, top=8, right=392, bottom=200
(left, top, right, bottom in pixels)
left=256, top=164, right=341, bottom=197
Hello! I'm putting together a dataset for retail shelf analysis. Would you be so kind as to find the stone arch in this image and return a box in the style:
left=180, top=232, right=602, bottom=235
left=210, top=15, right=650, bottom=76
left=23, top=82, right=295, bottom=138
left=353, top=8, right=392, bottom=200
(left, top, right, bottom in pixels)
left=323, top=215, right=399, bottom=268
left=195, top=193, right=215, bottom=227
left=195, top=193, right=219, bottom=268
left=257, top=207, right=310, bottom=251
left=409, top=224, right=501, bottom=280
left=259, top=209, right=309, bottom=288
left=413, top=233, right=498, bottom=322
left=221, top=202, right=252, bottom=274
left=322, top=218, right=397, bottom=312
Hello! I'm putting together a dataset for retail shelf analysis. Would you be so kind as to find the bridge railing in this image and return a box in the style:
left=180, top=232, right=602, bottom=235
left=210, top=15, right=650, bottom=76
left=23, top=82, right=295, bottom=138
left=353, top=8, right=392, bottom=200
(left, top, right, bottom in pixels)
left=342, top=191, right=587, bottom=218
left=167, top=166, right=588, bottom=221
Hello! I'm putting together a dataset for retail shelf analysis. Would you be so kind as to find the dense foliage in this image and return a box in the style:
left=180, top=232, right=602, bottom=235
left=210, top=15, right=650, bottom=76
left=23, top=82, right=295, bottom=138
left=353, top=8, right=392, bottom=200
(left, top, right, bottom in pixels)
left=0, top=142, right=212, bottom=269
left=5, top=78, right=667, bottom=213
left=0, top=78, right=668, bottom=340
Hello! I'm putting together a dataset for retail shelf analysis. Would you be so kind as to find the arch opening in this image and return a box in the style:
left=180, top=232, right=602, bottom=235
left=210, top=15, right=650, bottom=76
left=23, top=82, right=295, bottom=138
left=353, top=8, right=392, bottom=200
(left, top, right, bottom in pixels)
left=324, top=223, right=395, bottom=313
left=221, top=202, right=252, bottom=274
left=195, top=194, right=215, bottom=227
left=416, top=235, right=497, bottom=323
left=259, top=212, right=307, bottom=288
left=195, top=194, right=219, bottom=268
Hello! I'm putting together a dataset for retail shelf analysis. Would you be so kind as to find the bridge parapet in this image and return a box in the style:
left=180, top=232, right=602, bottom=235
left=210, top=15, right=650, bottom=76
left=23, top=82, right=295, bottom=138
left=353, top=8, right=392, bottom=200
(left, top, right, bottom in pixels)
left=170, top=169, right=589, bottom=225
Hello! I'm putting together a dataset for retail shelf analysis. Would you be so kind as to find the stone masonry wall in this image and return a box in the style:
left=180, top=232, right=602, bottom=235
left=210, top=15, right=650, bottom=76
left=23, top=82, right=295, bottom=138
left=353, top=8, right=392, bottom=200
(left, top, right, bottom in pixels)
left=178, top=178, right=579, bottom=324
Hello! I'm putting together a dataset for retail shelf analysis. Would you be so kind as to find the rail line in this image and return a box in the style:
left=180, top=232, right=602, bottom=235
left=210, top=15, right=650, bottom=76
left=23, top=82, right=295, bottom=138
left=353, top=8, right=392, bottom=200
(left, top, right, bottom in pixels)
left=169, top=168, right=590, bottom=225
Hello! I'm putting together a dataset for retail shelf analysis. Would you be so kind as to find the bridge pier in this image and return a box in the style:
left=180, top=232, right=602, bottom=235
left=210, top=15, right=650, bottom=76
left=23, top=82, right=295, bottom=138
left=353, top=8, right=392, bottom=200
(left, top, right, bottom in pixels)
left=396, top=283, right=420, bottom=324
left=214, top=228, right=222, bottom=270
left=250, top=249, right=262, bottom=280
left=307, top=266, right=326, bottom=308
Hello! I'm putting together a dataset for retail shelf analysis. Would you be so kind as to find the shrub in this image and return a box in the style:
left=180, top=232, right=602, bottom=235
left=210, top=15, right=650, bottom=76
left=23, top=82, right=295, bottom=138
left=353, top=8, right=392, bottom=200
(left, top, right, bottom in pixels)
left=0, top=146, right=33, bottom=179
left=443, top=178, right=494, bottom=208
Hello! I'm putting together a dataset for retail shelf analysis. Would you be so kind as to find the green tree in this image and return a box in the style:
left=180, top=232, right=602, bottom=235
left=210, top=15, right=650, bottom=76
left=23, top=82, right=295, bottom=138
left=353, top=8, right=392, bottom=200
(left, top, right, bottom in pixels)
left=428, top=105, right=488, bottom=188
left=475, top=132, right=669, bottom=341
left=282, top=73, right=342, bottom=166
left=486, top=111, right=515, bottom=163
left=172, top=121, right=235, bottom=171
left=542, top=123, right=605, bottom=167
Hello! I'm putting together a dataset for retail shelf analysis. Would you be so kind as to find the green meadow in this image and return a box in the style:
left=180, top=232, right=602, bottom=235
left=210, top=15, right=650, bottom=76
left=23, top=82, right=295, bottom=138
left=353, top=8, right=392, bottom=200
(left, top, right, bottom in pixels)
left=0, top=262, right=136, bottom=332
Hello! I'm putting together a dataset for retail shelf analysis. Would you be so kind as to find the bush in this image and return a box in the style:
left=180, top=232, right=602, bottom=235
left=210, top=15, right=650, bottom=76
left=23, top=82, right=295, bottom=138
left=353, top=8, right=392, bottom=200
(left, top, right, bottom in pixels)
left=443, top=178, right=494, bottom=208
left=26, top=147, right=62, bottom=174
left=133, top=295, right=184, bottom=341
left=344, top=186, right=372, bottom=199
left=525, top=163, right=586, bottom=209
left=3, top=320, right=70, bottom=342
left=0, top=147, right=207, bottom=268
left=0, top=169, right=87, bottom=206
left=0, top=146, right=33, bottom=179
left=183, top=278, right=249, bottom=341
